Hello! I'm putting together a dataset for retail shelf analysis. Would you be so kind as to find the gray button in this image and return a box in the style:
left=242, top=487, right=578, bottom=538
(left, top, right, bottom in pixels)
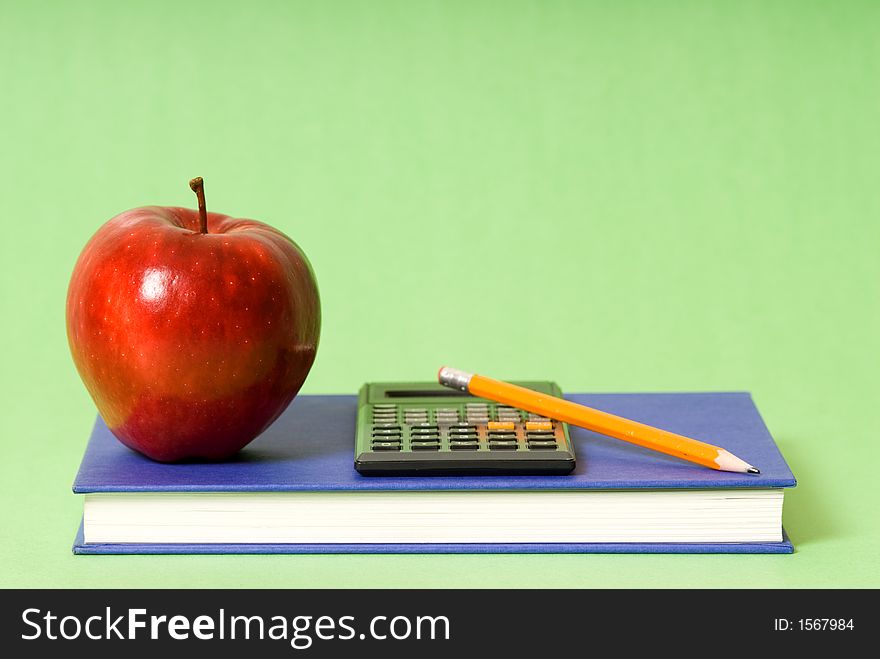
left=527, top=441, right=558, bottom=450
left=449, top=442, right=479, bottom=451
left=412, top=443, right=439, bottom=451
left=372, top=441, right=401, bottom=451
left=410, top=434, right=440, bottom=442
left=489, top=442, right=518, bottom=450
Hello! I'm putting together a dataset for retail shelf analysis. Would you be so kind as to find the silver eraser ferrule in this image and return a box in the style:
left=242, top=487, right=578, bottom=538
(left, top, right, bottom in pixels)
left=438, top=367, right=474, bottom=392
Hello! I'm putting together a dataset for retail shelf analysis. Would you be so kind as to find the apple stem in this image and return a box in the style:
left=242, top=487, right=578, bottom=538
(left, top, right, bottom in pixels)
left=188, top=177, right=209, bottom=234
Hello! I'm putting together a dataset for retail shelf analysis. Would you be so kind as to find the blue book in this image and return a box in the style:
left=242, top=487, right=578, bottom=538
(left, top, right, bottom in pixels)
left=72, top=392, right=796, bottom=554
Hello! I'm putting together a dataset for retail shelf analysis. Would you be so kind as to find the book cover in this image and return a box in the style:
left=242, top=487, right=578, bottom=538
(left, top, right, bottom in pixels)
left=72, top=392, right=796, bottom=554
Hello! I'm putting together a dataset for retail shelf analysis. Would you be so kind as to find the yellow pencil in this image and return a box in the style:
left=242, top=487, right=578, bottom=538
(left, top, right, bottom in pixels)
left=438, top=367, right=760, bottom=474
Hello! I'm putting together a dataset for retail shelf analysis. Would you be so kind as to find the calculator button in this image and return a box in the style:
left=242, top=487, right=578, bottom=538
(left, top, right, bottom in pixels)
left=371, top=441, right=402, bottom=451
left=372, top=428, right=403, bottom=436
left=525, top=421, right=553, bottom=431
left=412, top=442, right=440, bottom=451
left=488, top=430, right=516, bottom=438
left=487, top=421, right=515, bottom=431
left=527, top=441, right=558, bottom=450
left=526, top=431, right=555, bottom=439
left=449, top=441, right=480, bottom=450
left=411, top=425, right=440, bottom=432
left=489, top=441, right=518, bottom=450
left=410, top=434, right=440, bottom=442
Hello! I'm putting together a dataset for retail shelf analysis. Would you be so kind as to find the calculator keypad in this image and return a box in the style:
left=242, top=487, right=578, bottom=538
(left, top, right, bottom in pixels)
left=366, top=403, right=562, bottom=453
left=356, top=382, right=576, bottom=475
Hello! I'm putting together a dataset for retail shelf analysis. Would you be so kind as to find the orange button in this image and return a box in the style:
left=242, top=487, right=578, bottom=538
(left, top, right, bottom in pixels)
left=487, top=421, right=515, bottom=431
left=526, top=421, right=553, bottom=431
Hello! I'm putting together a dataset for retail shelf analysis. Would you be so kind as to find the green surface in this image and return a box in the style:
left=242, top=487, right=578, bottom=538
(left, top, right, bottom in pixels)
left=1, top=0, right=878, bottom=588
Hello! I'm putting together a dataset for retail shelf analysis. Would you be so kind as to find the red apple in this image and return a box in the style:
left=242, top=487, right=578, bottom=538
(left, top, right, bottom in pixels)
left=66, top=178, right=320, bottom=462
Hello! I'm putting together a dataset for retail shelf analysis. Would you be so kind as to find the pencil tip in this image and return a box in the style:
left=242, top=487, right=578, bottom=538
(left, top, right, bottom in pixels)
left=747, top=467, right=761, bottom=474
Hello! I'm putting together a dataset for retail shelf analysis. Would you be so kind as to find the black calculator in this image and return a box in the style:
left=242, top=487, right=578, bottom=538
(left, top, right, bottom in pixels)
left=354, top=382, right=576, bottom=475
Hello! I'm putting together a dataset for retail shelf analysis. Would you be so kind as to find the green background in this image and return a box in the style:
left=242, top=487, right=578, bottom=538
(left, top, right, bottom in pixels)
left=1, top=0, right=878, bottom=588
